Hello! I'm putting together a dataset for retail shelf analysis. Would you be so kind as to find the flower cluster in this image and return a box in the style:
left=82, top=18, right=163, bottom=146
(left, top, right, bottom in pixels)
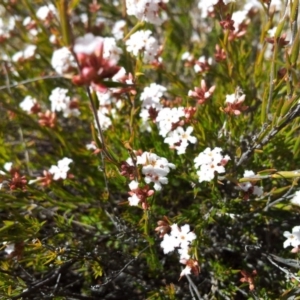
left=126, top=151, right=175, bottom=192
left=163, top=122, right=197, bottom=155
left=136, top=151, right=175, bottom=191
left=51, top=47, right=77, bottom=75
left=127, top=180, right=154, bottom=209
left=159, top=222, right=199, bottom=278
left=125, top=30, right=159, bottom=63
left=126, top=0, right=168, bottom=25
left=139, top=83, right=197, bottom=154
left=49, top=88, right=80, bottom=118
left=194, top=147, right=230, bottom=182
left=140, top=83, right=166, bottom=109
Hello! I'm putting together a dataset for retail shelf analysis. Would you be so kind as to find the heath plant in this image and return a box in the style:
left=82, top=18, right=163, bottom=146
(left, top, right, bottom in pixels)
left=1, top=0, right=300, bottom=299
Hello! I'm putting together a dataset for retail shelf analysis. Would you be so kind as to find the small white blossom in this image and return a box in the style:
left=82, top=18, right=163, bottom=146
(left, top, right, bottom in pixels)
left=12, top=45, right=37, bottom=62
left=36, top=4, right=56, bottom=20
left=283, top=226, right=300, bottom=248
left=170, top=224, right=196, bottom=250
left=194, top=56, right=212, bottom=73
left=102, top=37, right=122, bottom=65
left=96, top=107, right=112, bottom=131
left=112, top=20, right=126, bottom=40
left=194, top=147, right=230, bottom=183
left=74, top=33, right=103, bottom=55
left=178, top=248, right=191, bottom=260
left=51, top=47, right=76, bottom=75
left=19, top=96, right=37, bottom=113
left=86, top=143, right=97, bottom=151
left=49, top=157, right=73, bottom=180
left=291, top=191, right=300, bottom=206
left=129, top=180, right=139, bottom=190
left=128, top=193, right=140, bottom=206
left=164, top=126, right=197, bottom=155
left=136, top=152, right=175, bottom=191
left=160, top=233, right=178, bottom=254
left=181, top=51, right=194, bottom=61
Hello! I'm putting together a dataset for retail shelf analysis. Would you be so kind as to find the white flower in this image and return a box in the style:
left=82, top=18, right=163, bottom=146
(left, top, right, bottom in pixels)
left=160, top=223, right=197, bottom=255
left=74, top=33, right=103, bottom=55
left=112, top=20, right=126, bottom=40
left=181, top=51, right=194, bottom=61
left=49, top=157, right=73, bottom=180
left=237, top=170, right=263, bottom=197
left=267, top=27, right=277, bottom=38
left=160, top=233, right=178, bottom=254
left=96, top=107, right=112, bottom=131
left=253, top=186, right=263, bottom=197
left=156, top=107, right=185, bottom=137
left=4, top=162, right=12, bottom=172
left=0, top=162, right=13, bottom=176
left=12, top=45, right=37, bottom=62
left=129, top=180, right=139, bottom=190
left=102, top=37, right=122, bottom=65
left=193, top=56, right=212, bottom=73
left=128, top=193, right=140, bottom=206
left=144, top=170, right=168, bottom=191
left=126, top=0, right=168, bottom=25
left=3, top=242, right=14, bottom=255
left=164, top=126, right=197, bottom=155
left=0, top=162, right=12, bottom=175
left=140, top=83, right=166, bottom=109
left=126, top=30, right=159, bottom=63
left=19, top=96, right=37, bottom=113
left=86, top=143, right=97, bottom=151
left=194, top=147, right=229, bottom=182
left=291, top=191, right=300, bottom=206
left=194, top=147, right=223, bottom=169
left=170, top=224, right=196, bottom=250
left=243, top=170, right=256, bottom=178
left=36, top=4, right=56, bottom=20
left=49, top=88, right=70, bottom=112
left=197, top=0, right=219, bottom=18
left=136, top=152, right=175, bottom=190
left=225, top=92, right=246, bottom=104
left=139, top=108, right=152, bottom=132
left=283, top=226, right=300, bottom=248
left=231, top=10, right=248, bottom=33
left=51, top=47, right=76, bottom=75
